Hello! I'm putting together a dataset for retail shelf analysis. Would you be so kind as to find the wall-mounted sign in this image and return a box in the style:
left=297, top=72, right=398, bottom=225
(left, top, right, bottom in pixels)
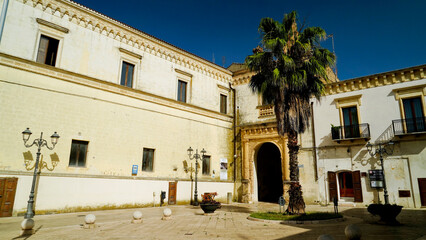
left=132, top=165, right=138, bottom=176
left=368, top=170, right=383, bottom=188
left=220, top=158, right=228, bottom=180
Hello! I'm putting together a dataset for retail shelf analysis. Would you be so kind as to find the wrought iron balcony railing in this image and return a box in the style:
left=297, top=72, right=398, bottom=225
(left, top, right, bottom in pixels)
left=392, top=117, right=426, bottom=135
left=331, top=123, right=371, bottom=142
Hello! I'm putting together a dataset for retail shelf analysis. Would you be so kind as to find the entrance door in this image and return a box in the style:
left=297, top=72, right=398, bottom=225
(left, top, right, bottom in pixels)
left=419, top=178, right=426, bottom=207
left=256, top=142, right=283, bottom=203
left=0, top=178, right=18, bottom=217
left=338, top=172, right=354, bottom=197
left=168, top=181, right=177, bottom=205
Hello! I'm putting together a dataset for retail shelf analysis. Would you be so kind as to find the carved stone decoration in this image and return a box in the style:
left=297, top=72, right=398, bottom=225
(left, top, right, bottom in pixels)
left=240, top=122, right=290, bottom=203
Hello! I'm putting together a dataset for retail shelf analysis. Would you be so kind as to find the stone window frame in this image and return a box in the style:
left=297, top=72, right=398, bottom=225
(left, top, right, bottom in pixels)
left=217, top=84, right=230, bottom=114
left=334, top=94, right=362, bottom=131
left=118, top=48, right=142, bottom=89
left=34, top=19, right=68, bottom=68
left=393, top=85, right=426, bottom=120
left=175, top=69, right=192, bottom=103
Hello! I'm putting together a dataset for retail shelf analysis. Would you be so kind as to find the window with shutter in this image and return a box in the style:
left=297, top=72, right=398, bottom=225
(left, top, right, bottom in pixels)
left=36, top=35, right=59, bottom=66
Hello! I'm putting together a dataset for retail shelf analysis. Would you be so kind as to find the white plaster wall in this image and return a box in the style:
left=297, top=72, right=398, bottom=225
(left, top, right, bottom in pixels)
left=2, top=174, right=233, bottom=213
left=235, top=83, right=261, bottom=124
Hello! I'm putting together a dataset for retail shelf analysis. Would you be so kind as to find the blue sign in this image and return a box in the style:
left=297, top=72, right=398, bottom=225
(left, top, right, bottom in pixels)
left=132, top=165, right=138, bottom=175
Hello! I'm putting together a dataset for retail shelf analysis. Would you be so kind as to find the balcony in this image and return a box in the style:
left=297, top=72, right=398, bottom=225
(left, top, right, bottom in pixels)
left=258, top=104, right=274, bottom=118
left=331, top=123, right=371, bottom=143
left=392, top=117, right=426, bottom=136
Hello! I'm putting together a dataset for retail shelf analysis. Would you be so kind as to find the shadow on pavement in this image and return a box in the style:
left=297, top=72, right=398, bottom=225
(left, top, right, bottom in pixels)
left=12, top=225, right=43, bottom=240
left=218, top=204, right=252, bottom=213
left=270, top=208, right=426, bottom=240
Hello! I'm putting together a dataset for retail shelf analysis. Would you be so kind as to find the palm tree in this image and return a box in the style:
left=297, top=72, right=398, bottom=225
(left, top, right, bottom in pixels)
left=245, top=11, right=335, bottom=214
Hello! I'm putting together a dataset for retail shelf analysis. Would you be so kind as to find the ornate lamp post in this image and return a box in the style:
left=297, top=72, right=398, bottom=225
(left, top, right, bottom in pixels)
left=22, top=128, right=59, bottom=219
left=366, top=141, right=394, bottom=204
left=187, top=147, right=206, bottom=206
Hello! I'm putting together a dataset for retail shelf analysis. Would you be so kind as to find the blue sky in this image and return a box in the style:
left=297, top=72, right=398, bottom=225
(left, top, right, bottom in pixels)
left=76, top=0, right=426, bottom=80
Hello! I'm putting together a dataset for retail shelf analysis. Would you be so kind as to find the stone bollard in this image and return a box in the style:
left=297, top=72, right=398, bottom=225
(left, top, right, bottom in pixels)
left=162, top=208, right=172, bottom=220
left=317, top=234, right=335, bottom=240
left=20, top=219, right=35, bottom=236
left=345, top=224, right=362, bottom=240
left=131, top=211, right=143, bottom=223
left=84, top=214, right=96, bottom=229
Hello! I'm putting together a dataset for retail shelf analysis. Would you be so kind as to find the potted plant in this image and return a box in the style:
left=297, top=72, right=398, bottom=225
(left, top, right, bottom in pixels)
left=367, top=204, right=403, bottom=225
left=200, top=192, right=221, bottom=214
left=331, top=124, right=341, bottom=140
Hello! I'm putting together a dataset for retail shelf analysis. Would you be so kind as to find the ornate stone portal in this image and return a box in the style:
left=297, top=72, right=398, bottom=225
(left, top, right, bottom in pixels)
left=240, top=122, right=290, bottom=203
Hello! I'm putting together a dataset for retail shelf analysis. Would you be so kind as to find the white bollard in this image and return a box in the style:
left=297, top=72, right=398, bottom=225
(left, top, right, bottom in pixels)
left=162, top=208, right=172, bottom=220
left=345, top=224, right=362, bottom=240
left=131, top=211, right=143, bottom=223
left=84, top=214, right=96, bottom=229
left=20, top=219, right=35, bottom=236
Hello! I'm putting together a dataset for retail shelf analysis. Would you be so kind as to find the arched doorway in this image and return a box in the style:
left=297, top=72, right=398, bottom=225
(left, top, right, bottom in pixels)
left=256, top=142, right=283, bottom=203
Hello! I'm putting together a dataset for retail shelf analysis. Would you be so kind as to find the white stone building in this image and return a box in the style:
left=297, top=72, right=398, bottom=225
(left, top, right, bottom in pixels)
left=0, top=0, right=234, bottom=216
left=313, top=65, right=426, bottom=208
left=0, top=0, right=425, bottom=217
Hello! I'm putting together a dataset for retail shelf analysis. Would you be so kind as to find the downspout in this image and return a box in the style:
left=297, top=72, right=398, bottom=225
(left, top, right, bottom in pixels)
left=311, top=102, right=318, bottom=181
left=0, top=0, right=10, bottom=43
left=402, top=157, right=416, bottom=208
left=229, top=82, right=237, bottom=183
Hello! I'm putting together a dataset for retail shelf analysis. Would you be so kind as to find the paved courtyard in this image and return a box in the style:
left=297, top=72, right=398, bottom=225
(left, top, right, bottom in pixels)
left=0, top=203, right=425, bottom=240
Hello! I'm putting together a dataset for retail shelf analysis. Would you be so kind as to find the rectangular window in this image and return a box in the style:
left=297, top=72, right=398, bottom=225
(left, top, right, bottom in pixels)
left=342, top=106, right=360, bottom=138
left=177, top=80, right=187, bottom=103
left=142, top=148, right=155, bottom=172
left=220, top=94, right=227, bottom=114
left=403, top=97, right=425, bottom=133
left=69, top=140, right=88, bottom=167
left=202, top=155, right=210, bottom=175
left=36, top=35, right=59, bottom=66
left=120, top=61, right=134, bottom=88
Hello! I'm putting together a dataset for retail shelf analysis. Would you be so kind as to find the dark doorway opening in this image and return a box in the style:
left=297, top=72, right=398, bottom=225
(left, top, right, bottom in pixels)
left=256, top=142, right=283, bottom=203
left=338, top=172, right=354, bottom=198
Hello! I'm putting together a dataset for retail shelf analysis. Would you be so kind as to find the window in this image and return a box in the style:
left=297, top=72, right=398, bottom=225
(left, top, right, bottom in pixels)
left=220, top=94, right=227, bottom=114
left=142, top=148, right=155, bottom=172
left=120, top=61, right=134, bottom=87
left=36, top=35, right=59, bottom=66
left=202, top=155, right=210, bottom=175
left=402, top=97, right=425, bottom=132
left=177, top=80, right=187, bottom=103
left=342, top=106, right=360, bottom=138
left=69, top=140, right=88, bottom=167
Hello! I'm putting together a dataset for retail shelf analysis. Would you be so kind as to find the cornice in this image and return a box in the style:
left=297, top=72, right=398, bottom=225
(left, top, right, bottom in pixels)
left=232, top=70, right=255, bottom=86
left=324, top=64, right=426, bottom=95
left=0, top=52, right=233, bottom=124
left=18, top=0, right=232, bottom=82
left=36, top=18, right=69, bottom=33
left=231, top=64, right=426, bottom=93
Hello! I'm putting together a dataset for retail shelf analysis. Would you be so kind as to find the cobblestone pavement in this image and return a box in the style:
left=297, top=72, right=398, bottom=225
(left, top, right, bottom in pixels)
left=0, top=203, right=425, bottom=240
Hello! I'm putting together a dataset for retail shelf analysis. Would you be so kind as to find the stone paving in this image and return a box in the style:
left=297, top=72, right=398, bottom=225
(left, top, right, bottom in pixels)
left=0, top=203, right=425, bottom=240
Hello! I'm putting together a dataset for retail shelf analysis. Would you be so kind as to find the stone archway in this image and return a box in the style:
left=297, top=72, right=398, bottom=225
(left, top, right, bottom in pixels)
left=239, top=123, right=290, bottom=203
left=255, top=142, right=283, bottom=203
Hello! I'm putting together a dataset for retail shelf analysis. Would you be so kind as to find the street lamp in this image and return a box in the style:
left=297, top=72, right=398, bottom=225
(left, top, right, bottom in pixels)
left=187, top=147, right=206, bottom=206
left=366, top=141, right=394, bottom=204
left=22, top=128, right=59, bottom=219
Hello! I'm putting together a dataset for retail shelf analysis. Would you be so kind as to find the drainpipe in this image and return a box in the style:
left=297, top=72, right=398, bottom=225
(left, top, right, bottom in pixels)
left=229, top=82, right=237, bottom=183
left=310, top=102, right=318, bottom=181
left=0, top=0, right=10, bottom=43
left=402, top=157, right=416, bottom=208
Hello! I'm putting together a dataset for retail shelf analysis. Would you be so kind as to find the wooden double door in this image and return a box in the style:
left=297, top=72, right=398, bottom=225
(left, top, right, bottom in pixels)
left=0, top=178, right=18, bottom=217
left=328, top=171, right=363, bottom=202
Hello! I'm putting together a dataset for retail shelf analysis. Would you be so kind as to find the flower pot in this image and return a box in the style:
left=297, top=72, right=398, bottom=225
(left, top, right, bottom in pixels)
left=200, top=203, right=221, bottom=214
left=367, top=204, right=402, bottom=225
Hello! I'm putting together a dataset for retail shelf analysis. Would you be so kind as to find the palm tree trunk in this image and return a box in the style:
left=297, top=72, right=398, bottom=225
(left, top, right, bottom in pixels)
left=286, top=129, right=306, bottom=214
